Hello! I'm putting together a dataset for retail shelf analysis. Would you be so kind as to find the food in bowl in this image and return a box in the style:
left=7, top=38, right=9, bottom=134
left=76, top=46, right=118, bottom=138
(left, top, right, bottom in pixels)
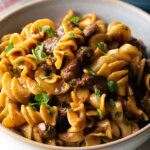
left=0, top=10, right=150, bottom=147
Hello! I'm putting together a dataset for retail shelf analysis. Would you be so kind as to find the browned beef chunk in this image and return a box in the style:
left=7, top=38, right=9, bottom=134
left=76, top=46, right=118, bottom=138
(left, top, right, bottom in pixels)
left=70, top=74, right=108, bottom=93
left=56, top=26, right=65, bottom=37
left=83, top=23, right=98, bottom=37
left=43, top=37, right=60, bottom=55
left=37, top=123, right=56, bottom=140
left=61, top=46, right=93, bottom=81
left=57, top=92, right=72, bottom=105
left=56, top=108, right=70, bottom=133
left=128, top=37, right=147, bottom=58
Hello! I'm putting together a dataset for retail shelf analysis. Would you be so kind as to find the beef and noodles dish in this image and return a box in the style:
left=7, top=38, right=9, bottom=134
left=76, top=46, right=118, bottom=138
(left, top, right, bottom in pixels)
left=0, top=10, right=150, bottom=147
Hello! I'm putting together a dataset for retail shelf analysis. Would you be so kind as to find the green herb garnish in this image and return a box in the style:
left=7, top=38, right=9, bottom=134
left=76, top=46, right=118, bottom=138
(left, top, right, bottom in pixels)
left=60, top=102, right=67, bottom=107
left=40, top=76, right=51, bottom=80
left=28, top=93, right=52, bottom=110
left=109, top=99, right=115, bottom=108
left=36, top=84, right=43, bottom=91
left=95, top=88, right=100, bottom=101
left=97, top=43, right=106, bottom=55
left=49, top=112, right=53, bottom=117
left=107, top=81, right=119, bottom=93
left=82, top=47, right=87, bottom=55
left=121, top=25, right=128, bottom=31
left=68, top=83, right=74, bottom=89
left=67, top=16, right=80, bottom=24
left=5, top=42, right=14, bottom=54
left=115, top=112, right=122, bottom=118
left=97, top=108, right=102, bottom=117
left=85, top=66, right=96, bottom=76
left=13, top=68, right=18, bottom=74
left=125, top=121, right=132, bottom=126
left=44, top=126, right=51, bottom=135
left=70, top=32, right=78, bottom=38
left=38, top=26, right=55, bottom=37
left=32, top=44, right=49, bottom=64
left=63, top=51, right=68, bottom=56
left=18, top=61, right=24, bottom=66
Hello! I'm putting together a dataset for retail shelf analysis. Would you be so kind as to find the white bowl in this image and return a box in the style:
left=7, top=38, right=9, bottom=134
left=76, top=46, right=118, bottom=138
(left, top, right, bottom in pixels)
left=0, top=0, right=150, bottom=150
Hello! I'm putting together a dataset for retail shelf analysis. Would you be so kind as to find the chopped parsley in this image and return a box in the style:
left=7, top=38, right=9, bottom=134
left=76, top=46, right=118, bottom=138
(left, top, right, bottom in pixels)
left=125, top=121, right=132, bottom=126
left=85, top=66, right=96, bottom=76
left=82, top=47, right=87, bottom=55
left=95, top=88, right=100, bottom=101
left=121, top=25, right=128, bottom=31
left=109, top=99, right=115, bottom=108
left=36, top=84, right=43, bottom=91
left=107, top=81, right=119, bottom=93
left=38, top=26, right=55, bottom=37
left=40, top=76, right=51, bottom=80
left=28, top=103, right=39, bottom=111
left=49, top=112, right=53, bottom=117
left=32, top=44, right=49, bottom=64
left=18, top=61, right=24, bottom=66
left=96, top=43, right=111, bottom=56
left=115, top=112, right=122, bottom=118
left=13, top=68, right=18, bottom=74
left=44, top=126, right=51, bottom=135
left=5, top=42, right=14, bottom=54
left=70, top=32, right=78, bottom=38
left=60, top=102, right=68, bottom=107
left=67, top=16, right=80, bottom=24
left=68, top=83, right=74, bottom=89
left=63, top=51, right=68, bottom=56
left=97, top=108, right=102, bottom=117
left=28, top=93, right=52, bottom=110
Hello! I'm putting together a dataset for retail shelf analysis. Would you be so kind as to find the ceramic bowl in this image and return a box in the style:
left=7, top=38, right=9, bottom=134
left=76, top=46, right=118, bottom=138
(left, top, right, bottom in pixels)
left=0, top=0, right=150, bottom=150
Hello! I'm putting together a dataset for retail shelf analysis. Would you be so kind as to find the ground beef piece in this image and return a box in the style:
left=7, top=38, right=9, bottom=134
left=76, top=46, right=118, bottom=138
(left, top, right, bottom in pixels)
left=61, top=46, right=93, bottom=81
left=43, top=37, right=60, bottom=55
left=128, top=37, right=147, bottom=58
left=37, top=123, right=56, bottom=140
left=56, top=92, right=72, bottom=105
left=56, top=108, right=70, bottom=133
left=83, top=23, right=98, bottom=37
left=70, top=74, right=108, bottom=93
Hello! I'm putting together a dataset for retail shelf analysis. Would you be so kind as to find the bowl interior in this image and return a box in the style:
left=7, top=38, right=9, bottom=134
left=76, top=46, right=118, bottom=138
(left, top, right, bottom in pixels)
left=0, top=0, right=150, bottom=149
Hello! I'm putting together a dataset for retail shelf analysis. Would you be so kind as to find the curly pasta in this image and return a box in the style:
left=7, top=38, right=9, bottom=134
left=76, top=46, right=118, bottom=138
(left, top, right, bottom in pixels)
left=0, top=10, right=149, bottom=147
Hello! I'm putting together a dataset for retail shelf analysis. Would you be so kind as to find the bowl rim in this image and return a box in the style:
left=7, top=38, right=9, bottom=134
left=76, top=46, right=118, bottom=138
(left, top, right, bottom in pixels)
left=0, top=0, right=150, bottom=149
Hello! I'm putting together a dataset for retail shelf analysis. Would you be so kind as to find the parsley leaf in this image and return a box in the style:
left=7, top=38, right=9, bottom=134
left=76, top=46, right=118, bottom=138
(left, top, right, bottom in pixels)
left=63, top=51, right=68, bottom=56
left=70, top=32, right=78, bottom=38
left=68, top=83, right=74, bottom=89
left=28, top=103, right=39, bottom=111
left=95, top=88, right=100, bottom=101
left=125, top=121, right=132, bottom=126
left=107, top=81, right=119, bottom=93
left=109, top=99, right=115, bottom=108
left=82, top=47, right=87, bottom=55
left=49, top=112, right=53, bottom=117
left=34, top=93, right=52, bottom=109
left=67, top=16, right=80, bottom=24
left=13, top=69, right=18, bottom=74
left=44, top=126, right=51, bottom=135
left=36, top=84, right=43, bottom=91
left=5, top=42, right=14, bottom=54
left=40, top=76, right=51, bottom=80
left=85, top=66, right=96, bottom=76
left=18, top=61, right=24, bottom=66
left=115, top=112, right=122, bottom=118
left=97, top=108, right=102, bottom=117
left=121, top=25, right=128, bottom=31
left=38, top=26, right=55, bottom=37
left=32, top=44, right=49, bottom=64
